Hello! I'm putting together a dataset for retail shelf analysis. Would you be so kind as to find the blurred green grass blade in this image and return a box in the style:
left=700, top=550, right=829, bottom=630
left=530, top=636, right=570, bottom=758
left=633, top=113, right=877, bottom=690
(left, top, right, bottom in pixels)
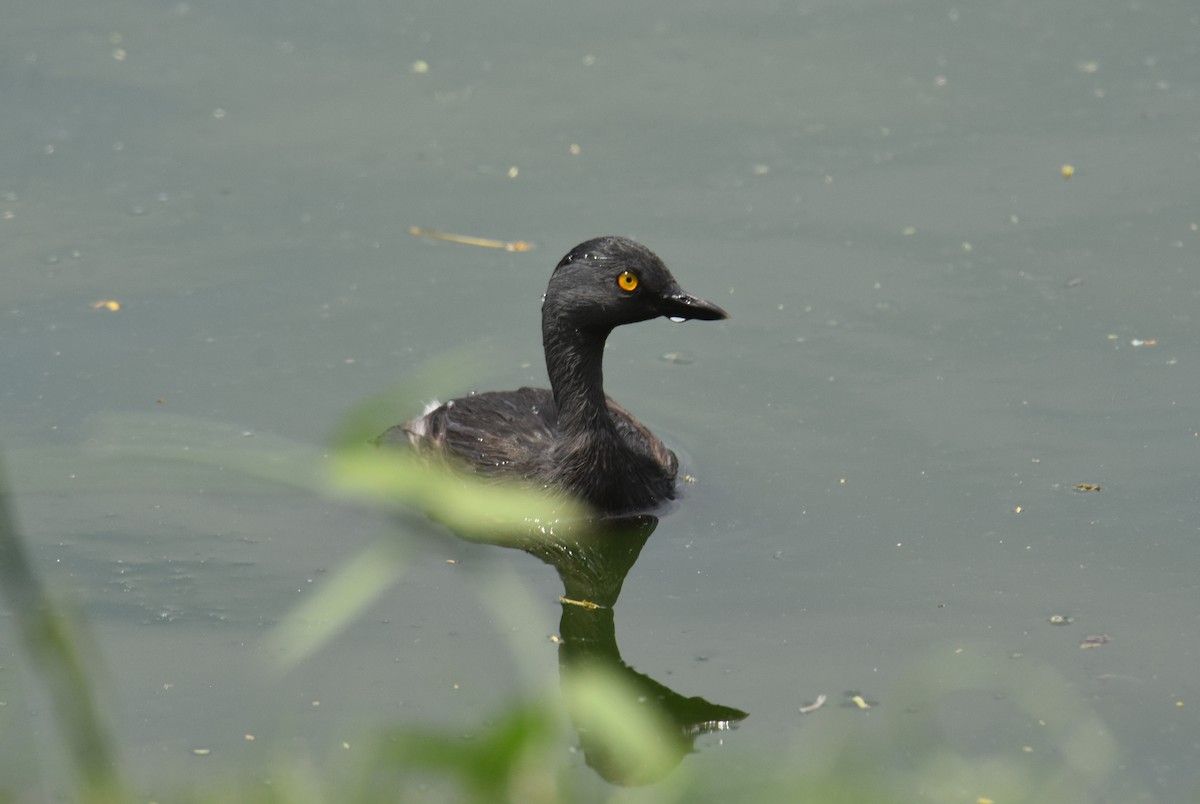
left=271, top=447, right=583, bottom=668
left=367, top=702, right=560, bottom=801
left=0, top=454, right=124, bottom=802
left=266, top=538, right=406, bottom=669
left=561, top=666, right=678, bottom=785
left=329, top=447, right=585, bottom=536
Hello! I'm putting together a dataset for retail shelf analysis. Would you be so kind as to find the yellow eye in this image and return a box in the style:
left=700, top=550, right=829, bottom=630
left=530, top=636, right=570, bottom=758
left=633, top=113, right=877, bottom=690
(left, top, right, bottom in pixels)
left=617, top=271, right=639, bottom=292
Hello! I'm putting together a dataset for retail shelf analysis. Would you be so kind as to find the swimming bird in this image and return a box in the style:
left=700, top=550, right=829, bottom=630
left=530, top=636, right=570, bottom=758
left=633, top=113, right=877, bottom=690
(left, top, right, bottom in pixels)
left=390, top=236, right=728, bottom=514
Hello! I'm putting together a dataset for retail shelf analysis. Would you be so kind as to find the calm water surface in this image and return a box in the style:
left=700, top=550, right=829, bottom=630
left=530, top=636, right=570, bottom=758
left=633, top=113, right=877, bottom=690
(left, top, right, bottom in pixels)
left=2, top=0, right=1198, bottom=800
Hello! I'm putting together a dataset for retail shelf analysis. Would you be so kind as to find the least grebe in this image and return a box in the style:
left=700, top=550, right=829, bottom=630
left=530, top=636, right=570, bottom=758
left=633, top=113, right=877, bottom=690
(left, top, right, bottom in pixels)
left=393, top=236, right=728, bottom=514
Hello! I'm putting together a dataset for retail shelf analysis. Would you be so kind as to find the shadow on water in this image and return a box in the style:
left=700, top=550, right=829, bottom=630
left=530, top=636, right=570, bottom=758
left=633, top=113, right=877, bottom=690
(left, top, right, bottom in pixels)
left=455, top=513, right=748, bottom=786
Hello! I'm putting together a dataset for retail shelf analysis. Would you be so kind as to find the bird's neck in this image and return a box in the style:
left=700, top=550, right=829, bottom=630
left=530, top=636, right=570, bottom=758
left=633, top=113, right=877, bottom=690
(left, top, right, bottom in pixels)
left=542, top=316, right=614, bottom=438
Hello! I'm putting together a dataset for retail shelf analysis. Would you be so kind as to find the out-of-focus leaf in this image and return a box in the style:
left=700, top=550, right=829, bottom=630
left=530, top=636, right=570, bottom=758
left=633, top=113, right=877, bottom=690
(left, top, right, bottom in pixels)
left=0, top=455, right=125, bottom=802
left=266, top=539, right=406, bottom=669
left=329, top=447, right=586, bottom=537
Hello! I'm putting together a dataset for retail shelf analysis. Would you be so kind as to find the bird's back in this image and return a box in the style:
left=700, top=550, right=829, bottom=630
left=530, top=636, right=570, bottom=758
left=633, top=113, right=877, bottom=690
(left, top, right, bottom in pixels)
left=392, top=387, right=680, bottom=509
left=404, top=387, right=558, bottom=477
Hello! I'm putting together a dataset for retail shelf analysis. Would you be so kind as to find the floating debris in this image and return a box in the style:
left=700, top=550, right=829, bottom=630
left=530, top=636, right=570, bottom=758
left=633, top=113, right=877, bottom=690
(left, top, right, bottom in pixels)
left=799, top=694, right=827, bottom=714
left=1048, top=614, right=1074, bottom=625
left=1080, top=634, right=1111, bottom=649
left=1130, top=338, right=1158, bottom=347
left=1074, top=484, right=1101, bottom=492
left=409, top=227, right=533, bottom=252
left=660, top=351, right=695, bottom=365
left=91, top=299, right=121, bottom=311
left=1062, top=164, right=1075, bottom=178
left=842, top=691, right=875, bottom=710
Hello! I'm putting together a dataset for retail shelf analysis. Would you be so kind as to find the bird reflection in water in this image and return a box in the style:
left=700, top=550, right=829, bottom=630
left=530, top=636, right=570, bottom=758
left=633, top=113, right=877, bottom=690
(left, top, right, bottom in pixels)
left=459, top=514, right=748, bottom=786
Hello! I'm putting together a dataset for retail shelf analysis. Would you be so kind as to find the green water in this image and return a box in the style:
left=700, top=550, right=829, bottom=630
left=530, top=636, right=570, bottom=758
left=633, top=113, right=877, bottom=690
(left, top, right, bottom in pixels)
left=2, top=1, right=1198, bottom=800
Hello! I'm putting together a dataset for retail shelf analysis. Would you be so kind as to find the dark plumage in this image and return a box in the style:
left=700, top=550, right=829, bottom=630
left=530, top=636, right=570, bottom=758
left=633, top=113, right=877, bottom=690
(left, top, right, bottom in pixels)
left=390, top=236, right=728, bottom=514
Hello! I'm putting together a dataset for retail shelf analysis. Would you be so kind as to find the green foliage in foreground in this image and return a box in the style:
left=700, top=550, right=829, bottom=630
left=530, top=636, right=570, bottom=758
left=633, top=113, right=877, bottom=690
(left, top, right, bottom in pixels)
left=0, top=395, right=1168, bottom=802
left=0, top=458, right=123, bottom=804
left=149, top=667, right=903, bottom=804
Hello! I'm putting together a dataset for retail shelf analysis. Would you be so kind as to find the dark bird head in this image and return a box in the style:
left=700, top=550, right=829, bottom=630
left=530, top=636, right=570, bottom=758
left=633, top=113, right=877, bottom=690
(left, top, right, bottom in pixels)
left=543, top=236, right=729, bottom=334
